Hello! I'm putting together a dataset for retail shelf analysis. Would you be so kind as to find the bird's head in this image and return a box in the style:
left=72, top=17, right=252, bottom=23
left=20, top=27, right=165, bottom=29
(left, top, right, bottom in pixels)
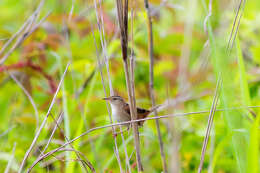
left=103, top=95, right=125, bottom=106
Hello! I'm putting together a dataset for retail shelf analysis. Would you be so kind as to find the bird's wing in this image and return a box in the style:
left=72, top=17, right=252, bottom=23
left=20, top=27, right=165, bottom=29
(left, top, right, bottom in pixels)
left=124, top=103, right=150, bottom=115
left=124, top=103, right=131, bottom=115
left=124, top=103, right=150, bottom=126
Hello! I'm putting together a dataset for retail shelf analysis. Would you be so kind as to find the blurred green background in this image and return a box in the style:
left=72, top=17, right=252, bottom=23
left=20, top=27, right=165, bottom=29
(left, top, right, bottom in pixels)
left=0, top=0, right=260, bottom=172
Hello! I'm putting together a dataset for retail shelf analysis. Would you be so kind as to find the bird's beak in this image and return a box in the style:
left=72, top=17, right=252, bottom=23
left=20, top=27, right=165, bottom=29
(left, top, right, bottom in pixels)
left=102, top=97, right=110, bottom=100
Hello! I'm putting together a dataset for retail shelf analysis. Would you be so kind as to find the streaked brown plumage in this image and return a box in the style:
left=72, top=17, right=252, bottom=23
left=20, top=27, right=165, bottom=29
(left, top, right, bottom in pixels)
left=103, top=95, right=158, bottom=127
left=123, top=103, right=150, bottom=126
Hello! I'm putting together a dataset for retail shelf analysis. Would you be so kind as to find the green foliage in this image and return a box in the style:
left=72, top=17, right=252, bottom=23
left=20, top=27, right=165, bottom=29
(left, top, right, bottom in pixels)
left=0, top=0, right=260, bottom=172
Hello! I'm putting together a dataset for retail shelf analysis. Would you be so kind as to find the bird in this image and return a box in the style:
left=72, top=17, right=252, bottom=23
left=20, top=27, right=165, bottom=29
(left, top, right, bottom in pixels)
left=103, top=95, right=160, bottom=127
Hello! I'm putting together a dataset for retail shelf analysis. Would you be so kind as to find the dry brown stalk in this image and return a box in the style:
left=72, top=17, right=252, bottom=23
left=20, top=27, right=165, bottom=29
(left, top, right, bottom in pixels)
left=123, top=58, right=143, bottom=171
left=116, top=0, right=143, bottom=171
left=144, top=0, right=168, bottom=172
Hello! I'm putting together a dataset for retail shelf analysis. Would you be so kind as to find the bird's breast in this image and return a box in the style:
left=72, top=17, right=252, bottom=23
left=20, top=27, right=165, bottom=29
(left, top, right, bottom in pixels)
left=111, top=105, right=131, bottom=122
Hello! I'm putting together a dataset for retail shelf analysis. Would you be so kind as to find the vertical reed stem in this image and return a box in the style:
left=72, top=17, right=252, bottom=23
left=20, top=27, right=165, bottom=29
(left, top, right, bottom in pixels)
left=144, top=0, right=168, bottom=172
left=123, top=61, right=143, bottom=171
left=116, top=0, right=143, bottom=170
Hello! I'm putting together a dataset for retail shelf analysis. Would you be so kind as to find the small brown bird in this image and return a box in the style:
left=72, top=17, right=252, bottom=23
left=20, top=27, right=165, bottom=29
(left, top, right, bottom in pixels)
left=103, top=95, right=160, bottom=127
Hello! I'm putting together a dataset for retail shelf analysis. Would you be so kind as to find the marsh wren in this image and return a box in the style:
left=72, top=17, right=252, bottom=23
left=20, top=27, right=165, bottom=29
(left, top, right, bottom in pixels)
left=103, top=95, right=159, bottom=127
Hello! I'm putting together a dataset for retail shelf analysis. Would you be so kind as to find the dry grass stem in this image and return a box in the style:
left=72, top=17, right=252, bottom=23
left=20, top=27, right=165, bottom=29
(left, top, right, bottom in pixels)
left=94, top=0, right=112, bottom=90
left=0, top=0, right=47, bottom=65
left=18, top=62, right=70, bottom=173
left=29, top=148, right=95, bottom=173
left=0, top=10, right=51, bottom=65
left=167, top=84, right=181, bottom=173
left=26, top=71, right=92, bottom=172
left=123, top=61, right=143, bottom=171
left=27, top=104, right=260, bottom=171
left=0, top=20, right=30, bottom=57
left=144, top=0, right=168, bottom=171
left=229, top=0, right=245, bottom=50
left=120, top=126, right=132, bottom=173
left=40, top=112, right=64, bottom=156
left=47, top=112, right=90, bottom=172
left=203, top=0, right=213, bottom=35
left=91, top=0, right=123, bottom=170
left=0, top=0, right=45, bottom=57
left=198, top=77, right=222, bottom=173
left=68, top=0, right=75, bottom=21
left=116, top=0, right=143, bottom=171
left=227, top=0, right=245, bottom=52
